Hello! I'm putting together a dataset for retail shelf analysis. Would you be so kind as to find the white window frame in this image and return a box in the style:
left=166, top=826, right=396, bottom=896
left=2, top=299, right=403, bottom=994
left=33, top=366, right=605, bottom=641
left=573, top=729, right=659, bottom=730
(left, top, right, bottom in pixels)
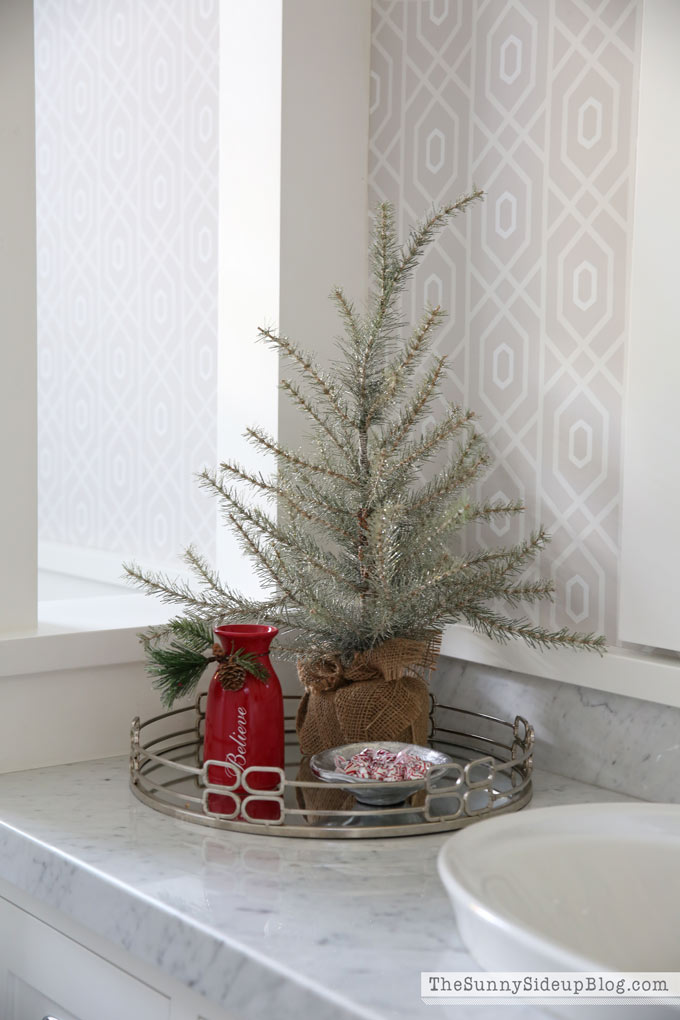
left=0, top=0, right=373, bottom=672
left=0, top=0, right=37, bottom=638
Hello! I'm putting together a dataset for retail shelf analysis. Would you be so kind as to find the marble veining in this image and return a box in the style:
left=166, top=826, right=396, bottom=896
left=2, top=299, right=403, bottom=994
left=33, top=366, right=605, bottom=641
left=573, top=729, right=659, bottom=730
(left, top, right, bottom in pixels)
left=0, top=756, right=635, bottom=1020
left=435, top=656, right=680, bottom=802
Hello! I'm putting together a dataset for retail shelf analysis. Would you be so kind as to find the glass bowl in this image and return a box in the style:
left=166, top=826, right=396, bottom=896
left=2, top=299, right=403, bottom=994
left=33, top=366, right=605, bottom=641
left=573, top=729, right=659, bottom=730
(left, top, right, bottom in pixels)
left=310, top=741, right=453, bottom=806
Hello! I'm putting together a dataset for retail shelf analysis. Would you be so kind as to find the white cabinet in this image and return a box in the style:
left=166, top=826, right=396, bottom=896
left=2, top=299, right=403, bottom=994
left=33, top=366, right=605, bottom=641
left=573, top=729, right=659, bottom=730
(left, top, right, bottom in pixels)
left=0, top=896, right=169, bottom=1020
left=0, top=891, right=240, bottom=1020
left=7, top=975, right=81, bottom=1020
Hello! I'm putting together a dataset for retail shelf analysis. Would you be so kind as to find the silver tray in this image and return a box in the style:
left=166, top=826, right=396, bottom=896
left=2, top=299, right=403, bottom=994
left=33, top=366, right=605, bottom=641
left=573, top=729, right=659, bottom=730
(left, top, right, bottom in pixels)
left=130, top=693, right=533, bottom=839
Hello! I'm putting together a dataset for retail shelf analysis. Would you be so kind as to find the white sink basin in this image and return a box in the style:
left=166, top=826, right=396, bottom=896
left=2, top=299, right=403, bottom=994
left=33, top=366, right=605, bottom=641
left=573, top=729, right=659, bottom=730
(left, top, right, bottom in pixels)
left=438, top=802, right=680, bottom=973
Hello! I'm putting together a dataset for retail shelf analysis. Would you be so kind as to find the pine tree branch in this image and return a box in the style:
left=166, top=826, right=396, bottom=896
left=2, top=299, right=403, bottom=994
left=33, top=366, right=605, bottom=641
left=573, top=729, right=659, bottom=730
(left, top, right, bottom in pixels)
left=470, top=498, right=526, bottom=518
left=396, top=560, right=470, bottom=605
left=498, top=579, right=555, bottom=607
left=359, top=432, right=491, bottom=560
left=394, top=189, right=484, bottom=290
left=204, top=461, right=277, bottom=498
left=368, top=307, right=446, bottom=426
left=278, top=463, right=362, bottom=541
left=396, top=497, right=523, bottom=568
left=182, top=545, right=231, bottom=597
left=437, top=498, right=524, bottom=540
left=381, top=352, right=448, bottom=450
left=144, top=642, right=212, bottom=708
left=258, top=327, right=352, bottom=425
left=227, top=509, right=365, bottom=634
left=361, top=203, right=406, bottom=413
left=371, top=202, right=400, bottom=314
left=222, top=485, right=364, bottom=597
left=461, top=603, right=607, bottom=653
left=143, top=617, right=217, bottom=647
left=365, top=506, right=400, bottom=615
left=199, top=471, right=281, bottom=549
left=382, top=406, right=476, bottom=488
left=123, top=563, right=228, bottom=615
left=277, top=480, right=356, bottom=543
left=365, top=191, right=484, bottom=354
left=330, top=286, right=363, bottom=349
left=399, top=498, right=526, bottom=566
left=465, top=528, right=550, bottom=578
left=280, top=378, right=357, bottom=465
left=203, top=464, right=355, bottom=542
left=246, top=425, right=359, bottom=486
left=458, top=498, right=526, bottom=529
left=392, top=538, right=551, bottom=620
left=159, top=616, right=215, bottom=650
left=227, top=513, right=302, bottom=606
left=407, top=430, right=489, bottom=514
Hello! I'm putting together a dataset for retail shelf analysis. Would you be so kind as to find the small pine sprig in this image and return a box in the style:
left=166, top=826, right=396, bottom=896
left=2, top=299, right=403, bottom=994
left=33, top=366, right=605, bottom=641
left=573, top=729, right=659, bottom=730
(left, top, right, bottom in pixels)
left=141, top=617, right=269, bottom=708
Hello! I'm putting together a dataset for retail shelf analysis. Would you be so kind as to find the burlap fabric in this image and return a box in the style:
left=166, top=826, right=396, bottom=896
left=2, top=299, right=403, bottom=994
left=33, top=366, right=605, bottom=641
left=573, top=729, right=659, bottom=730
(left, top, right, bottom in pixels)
left=296, top=633, right=441, bottom=756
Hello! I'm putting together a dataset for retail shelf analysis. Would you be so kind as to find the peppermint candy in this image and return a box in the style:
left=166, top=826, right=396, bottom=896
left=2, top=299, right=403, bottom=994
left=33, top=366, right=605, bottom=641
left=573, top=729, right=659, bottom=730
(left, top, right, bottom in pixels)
left=333, top=746, right=430, bottom=782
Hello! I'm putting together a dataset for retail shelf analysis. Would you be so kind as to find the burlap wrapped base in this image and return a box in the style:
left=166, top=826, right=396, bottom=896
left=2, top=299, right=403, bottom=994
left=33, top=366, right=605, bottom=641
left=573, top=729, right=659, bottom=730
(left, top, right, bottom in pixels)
left=296, top=634, right=441, bottom=757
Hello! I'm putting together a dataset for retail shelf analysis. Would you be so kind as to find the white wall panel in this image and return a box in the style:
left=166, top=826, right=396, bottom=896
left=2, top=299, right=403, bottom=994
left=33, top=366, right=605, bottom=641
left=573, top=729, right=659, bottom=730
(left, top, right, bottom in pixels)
left=0, top=0, right=37, bottom=635
left=619, top=0, right=680, bottom=651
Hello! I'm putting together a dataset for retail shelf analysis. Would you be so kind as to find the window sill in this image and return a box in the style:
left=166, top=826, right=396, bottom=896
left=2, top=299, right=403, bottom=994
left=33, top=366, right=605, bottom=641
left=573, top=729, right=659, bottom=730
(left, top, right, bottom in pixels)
left=441, top=625, right=680, bottom=710
left=1, top=602, right=678, bottom=710
left=0, top=595, right=171, bottom=677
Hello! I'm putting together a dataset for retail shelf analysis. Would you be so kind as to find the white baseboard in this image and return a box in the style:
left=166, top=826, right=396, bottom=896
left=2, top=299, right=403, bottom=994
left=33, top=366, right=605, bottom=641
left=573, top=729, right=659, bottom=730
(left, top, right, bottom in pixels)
left=0, top=660, right=173, bottom=774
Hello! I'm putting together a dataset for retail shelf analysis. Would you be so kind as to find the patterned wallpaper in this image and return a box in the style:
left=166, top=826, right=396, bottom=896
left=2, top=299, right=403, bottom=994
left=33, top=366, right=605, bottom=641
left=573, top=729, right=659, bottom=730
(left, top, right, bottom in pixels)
left=35, top=0, right=218, bottom=568
left=369, top=0, right=641, bottom=641
left=34, top=0, right=640, bottom=639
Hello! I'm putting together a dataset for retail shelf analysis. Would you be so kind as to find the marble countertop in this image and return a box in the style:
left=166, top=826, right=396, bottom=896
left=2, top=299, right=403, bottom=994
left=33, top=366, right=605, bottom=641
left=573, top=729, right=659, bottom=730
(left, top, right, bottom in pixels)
left=0, top=757, right=634, bottom=1020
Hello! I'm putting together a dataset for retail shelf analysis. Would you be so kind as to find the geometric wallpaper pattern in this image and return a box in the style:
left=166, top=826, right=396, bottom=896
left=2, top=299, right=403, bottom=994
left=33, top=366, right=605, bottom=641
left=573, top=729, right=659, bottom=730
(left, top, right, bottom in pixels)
left=369, top=0, right=641, bottom=640
left=35, top=0, right=218, bottom=569
left=33, top=0, right=640, bottom=637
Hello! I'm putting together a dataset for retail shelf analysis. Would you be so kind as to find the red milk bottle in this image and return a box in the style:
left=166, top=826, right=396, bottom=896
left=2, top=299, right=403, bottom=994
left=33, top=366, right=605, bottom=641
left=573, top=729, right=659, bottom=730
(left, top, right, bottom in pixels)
left=204, top=624, right=284, bottom=821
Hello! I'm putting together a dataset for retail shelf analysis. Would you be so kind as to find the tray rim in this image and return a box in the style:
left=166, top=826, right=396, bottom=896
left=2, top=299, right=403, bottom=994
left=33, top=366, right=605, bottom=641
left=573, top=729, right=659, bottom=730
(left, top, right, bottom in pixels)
left=129, top=694, right=534, bottom=839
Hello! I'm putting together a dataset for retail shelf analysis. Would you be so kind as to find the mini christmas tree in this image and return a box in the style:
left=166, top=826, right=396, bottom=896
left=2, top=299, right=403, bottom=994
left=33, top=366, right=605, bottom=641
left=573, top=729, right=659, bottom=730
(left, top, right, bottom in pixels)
left=125, top=190, right=605, bottom=718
